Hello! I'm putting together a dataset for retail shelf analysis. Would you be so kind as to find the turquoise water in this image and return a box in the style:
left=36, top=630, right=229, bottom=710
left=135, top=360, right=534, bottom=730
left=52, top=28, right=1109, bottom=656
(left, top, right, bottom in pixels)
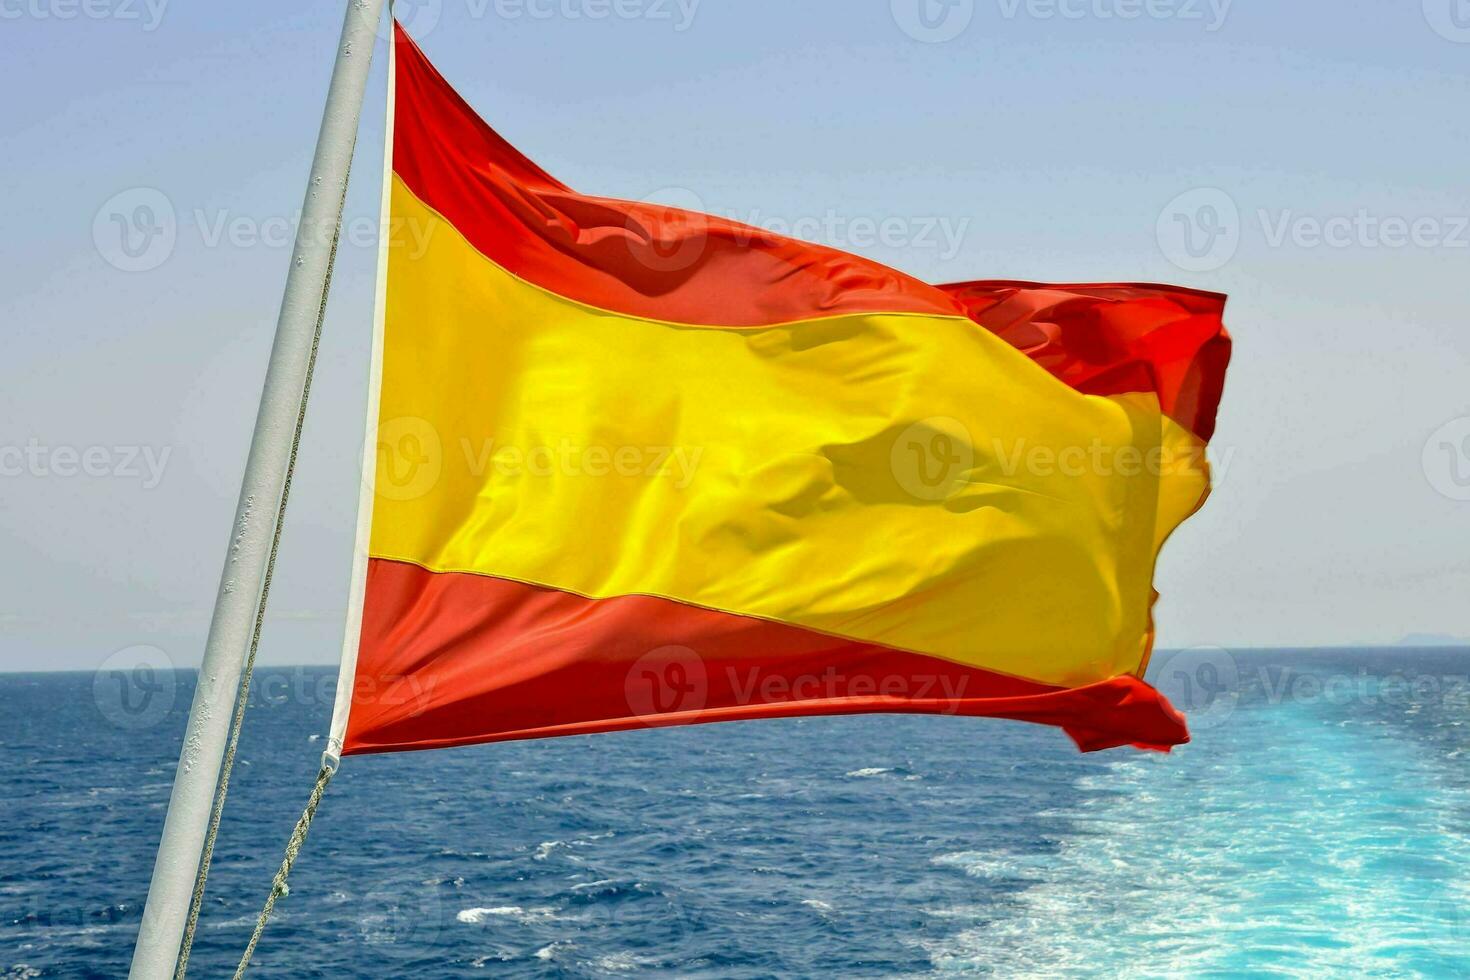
left=4, top=648, right=1468, bottom=976
left=927, top=657, right=1470, bottom=975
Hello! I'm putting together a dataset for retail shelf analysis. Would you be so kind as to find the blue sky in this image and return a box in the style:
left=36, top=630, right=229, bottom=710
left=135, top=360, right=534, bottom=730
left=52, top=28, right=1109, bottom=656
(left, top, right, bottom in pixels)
left=2, top=0, right=1468, bottom=671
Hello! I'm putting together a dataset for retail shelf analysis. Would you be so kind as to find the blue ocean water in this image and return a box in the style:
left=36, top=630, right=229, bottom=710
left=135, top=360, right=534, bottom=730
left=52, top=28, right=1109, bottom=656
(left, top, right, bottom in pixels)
left=3, top=648, right=1469, bottom=977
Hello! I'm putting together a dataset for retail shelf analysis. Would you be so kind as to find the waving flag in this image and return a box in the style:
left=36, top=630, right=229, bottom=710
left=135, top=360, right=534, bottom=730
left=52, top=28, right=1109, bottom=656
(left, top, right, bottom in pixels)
left=326, top=23, right=1230, bottom=759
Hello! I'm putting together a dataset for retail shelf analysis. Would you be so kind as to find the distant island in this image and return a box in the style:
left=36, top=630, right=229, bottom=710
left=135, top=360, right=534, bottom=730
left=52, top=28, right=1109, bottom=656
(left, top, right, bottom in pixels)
left=1397, top=633, right=1470, bottom=647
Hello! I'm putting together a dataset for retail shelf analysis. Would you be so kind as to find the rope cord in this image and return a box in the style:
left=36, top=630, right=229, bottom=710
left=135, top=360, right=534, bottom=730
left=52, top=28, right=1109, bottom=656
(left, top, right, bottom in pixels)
left=231, top=763, right=336, bottom=979
left=171, top=152, right=355, bottom=976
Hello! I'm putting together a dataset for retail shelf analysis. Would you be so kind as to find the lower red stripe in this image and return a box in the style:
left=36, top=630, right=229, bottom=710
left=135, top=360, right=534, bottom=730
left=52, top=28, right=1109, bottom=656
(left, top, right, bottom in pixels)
left=343, top=558, right=1189, bottom=755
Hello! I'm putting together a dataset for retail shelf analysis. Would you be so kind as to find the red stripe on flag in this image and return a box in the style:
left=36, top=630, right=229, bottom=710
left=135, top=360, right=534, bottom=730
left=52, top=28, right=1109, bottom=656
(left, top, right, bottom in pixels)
left=343, top=558, right=1190, bottom=755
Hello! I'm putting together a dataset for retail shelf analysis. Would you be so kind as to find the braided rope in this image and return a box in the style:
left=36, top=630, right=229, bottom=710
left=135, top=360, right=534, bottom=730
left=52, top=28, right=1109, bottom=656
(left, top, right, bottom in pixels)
left=231, top=763, right=337, bottom=979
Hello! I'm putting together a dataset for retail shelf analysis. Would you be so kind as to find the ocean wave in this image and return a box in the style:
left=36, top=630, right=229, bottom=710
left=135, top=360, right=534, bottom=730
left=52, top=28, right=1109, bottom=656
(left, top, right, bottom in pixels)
left=844, top=765, right=921, bottom=780
left=455, top=905, right=569, bottom=926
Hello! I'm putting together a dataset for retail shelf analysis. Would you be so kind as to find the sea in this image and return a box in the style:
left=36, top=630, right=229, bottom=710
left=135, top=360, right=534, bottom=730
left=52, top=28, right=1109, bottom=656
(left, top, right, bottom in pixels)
left=4, top=648, right=1469, bottom=978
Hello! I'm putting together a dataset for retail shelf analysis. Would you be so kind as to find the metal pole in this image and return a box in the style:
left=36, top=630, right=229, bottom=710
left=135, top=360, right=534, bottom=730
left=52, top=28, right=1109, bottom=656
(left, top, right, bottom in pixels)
left=129, top=1, right=389, bottom=975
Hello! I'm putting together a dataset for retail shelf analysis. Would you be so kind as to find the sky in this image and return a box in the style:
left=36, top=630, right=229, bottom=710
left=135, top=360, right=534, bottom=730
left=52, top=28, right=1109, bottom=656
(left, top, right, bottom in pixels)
left=1, top=0, right=1468, bottom=673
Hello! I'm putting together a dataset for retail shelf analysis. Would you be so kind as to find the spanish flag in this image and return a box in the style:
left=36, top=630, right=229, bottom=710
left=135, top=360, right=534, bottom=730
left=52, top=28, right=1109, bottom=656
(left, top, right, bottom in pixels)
left=327, top=24, right=1230, bottom=758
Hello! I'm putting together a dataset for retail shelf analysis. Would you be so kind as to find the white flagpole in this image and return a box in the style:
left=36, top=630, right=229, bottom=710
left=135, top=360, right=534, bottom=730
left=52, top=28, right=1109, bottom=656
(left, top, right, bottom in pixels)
left=129, top=1, right=389, bottom=975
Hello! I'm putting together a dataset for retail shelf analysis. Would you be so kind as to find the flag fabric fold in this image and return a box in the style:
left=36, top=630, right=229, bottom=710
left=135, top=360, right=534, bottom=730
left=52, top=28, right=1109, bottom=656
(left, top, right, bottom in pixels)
left=329, top=22, right=1231, bottom=758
